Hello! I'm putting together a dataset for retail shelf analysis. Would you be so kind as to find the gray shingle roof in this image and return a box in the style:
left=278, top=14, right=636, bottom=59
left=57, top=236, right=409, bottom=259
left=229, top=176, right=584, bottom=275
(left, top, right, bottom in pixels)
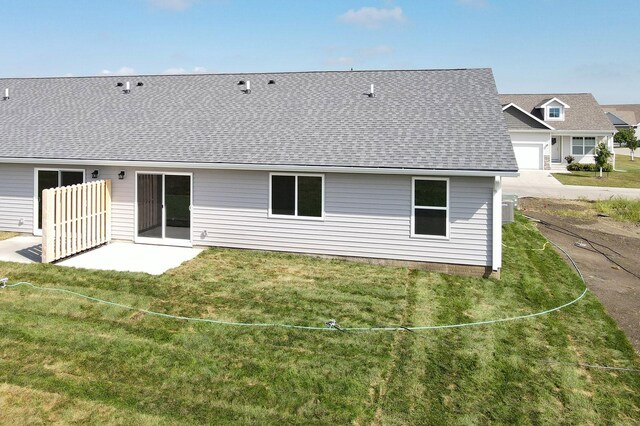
left=605, top=111, right=631, bottom=127
left=601, top=104, right=640, bottom=126
left=0, top=68, right=517, bottom=172
left=499, top=93, right=615, bottom=132
left=503, top=105, right=550, bottom=130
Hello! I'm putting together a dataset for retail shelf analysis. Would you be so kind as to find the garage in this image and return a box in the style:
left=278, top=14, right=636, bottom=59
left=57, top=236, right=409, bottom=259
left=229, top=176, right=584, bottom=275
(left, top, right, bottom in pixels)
left=513, top=143, right=543, bottom=170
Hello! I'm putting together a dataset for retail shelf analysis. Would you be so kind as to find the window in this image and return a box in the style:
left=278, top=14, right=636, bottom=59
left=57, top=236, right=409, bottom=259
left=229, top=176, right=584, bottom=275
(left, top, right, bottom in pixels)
left=571, top=137, right=596, bottom=156
left=270, top=174, right=323, bottom=218
left=412, top=178, right=448, bottom=238
left=548, top=107, right=561, bottom=118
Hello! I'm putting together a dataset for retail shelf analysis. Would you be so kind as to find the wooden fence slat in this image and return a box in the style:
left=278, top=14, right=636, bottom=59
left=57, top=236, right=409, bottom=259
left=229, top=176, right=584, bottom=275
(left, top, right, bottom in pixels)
left=106, top=180, right=112, bottom=241
left=71, top=185, right=77, bottom=255
left=41, top=179, right=112, bottom=263
left=42, top=189, right=55, bottom=263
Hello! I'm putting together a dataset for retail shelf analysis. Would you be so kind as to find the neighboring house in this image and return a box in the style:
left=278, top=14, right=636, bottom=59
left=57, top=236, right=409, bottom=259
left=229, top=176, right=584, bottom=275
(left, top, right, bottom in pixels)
left=0, top=69, right=517, bottom=276
left=499, top=94, right=616, bottom=170
left=601, top=104, right=640, bottom=140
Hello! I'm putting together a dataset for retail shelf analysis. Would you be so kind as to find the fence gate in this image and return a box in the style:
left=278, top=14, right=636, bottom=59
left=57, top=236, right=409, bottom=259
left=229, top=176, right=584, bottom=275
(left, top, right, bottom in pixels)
left=41, top=180, right=112, bottom=263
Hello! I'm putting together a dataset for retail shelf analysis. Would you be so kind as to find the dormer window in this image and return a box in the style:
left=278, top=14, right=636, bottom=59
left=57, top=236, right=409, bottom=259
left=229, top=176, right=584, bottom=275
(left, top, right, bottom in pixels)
left=537, top=97, right=570, bottom=122
left=548, top=107, right=561, bottom=118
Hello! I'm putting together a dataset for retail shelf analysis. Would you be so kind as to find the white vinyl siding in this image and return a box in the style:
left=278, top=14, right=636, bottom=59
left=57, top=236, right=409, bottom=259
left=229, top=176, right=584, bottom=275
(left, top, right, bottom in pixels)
left=0, top=165, right=494, bottom=267
left=0, top=164, right=35, bottom=232
left=193, top=171, right=492, bottom=266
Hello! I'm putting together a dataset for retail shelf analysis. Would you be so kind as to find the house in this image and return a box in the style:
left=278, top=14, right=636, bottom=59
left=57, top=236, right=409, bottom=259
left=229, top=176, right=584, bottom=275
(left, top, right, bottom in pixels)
left=0, top=69, right=517, bottom=277
left=499, top=94, right=616, bottom=170
left=601, top=104, right=640, bottom=139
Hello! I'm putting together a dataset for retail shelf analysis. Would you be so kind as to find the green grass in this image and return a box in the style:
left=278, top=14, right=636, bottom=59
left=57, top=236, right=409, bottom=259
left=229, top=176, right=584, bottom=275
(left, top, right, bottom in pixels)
left=595, top=198, right=640, bottom=223
left=553, top=154, right=640, bottom=188
left=1, top=215, right=640, bottom=424
left=0, top=231, right=18, bottom=241
left=549, top=198, right=640, bottom=224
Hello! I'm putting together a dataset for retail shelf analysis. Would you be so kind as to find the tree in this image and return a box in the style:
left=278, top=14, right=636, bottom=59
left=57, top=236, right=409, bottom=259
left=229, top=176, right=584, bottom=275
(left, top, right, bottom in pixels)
left=614, top=128, right=635, bottom=147
left=594, top=141, right=612, bottom=177
left=628, top=132, right=639, bottom=161
left=614, top=128, right=638, bottom=160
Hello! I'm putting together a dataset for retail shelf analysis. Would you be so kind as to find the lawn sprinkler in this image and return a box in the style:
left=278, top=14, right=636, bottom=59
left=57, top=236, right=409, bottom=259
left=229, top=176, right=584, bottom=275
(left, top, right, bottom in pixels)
left=0, top=278, right=7, bottom=289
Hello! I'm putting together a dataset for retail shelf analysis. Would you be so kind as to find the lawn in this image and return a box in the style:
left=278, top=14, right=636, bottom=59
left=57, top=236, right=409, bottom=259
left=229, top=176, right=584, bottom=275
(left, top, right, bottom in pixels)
left=1, top=216, right=640, bottom=424
left=552, top=154, right=640, bottom=188
left=537, top=198, right=640, bottom=224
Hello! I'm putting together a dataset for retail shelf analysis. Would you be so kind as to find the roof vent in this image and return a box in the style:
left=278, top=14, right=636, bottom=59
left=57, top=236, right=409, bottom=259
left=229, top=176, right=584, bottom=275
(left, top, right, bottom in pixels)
left=268, top=79, right=276, bottom=85
left=242, top=80, right=251, bottom=94
left=237, top=80, right=245, bottom=85
left=368, top=84, right=375, bottom=98
left=2, top=88, right=9, bottom=101
left=116, top=82, right=124, bottom=87
left=123, top=81, right=131, bottom=94
left=137, top=82, right=144, bottom=87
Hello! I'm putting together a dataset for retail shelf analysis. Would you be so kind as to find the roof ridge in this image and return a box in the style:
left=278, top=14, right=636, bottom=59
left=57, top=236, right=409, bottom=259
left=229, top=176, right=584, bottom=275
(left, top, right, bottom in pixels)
left=500, top=92, right=592, bottom=95
left=0, top=67, right=491, bottom=81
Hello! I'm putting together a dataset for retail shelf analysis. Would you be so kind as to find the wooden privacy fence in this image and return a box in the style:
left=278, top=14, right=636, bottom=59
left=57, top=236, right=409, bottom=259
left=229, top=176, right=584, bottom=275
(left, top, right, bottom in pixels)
left=42, top=180, right=112, bottom=263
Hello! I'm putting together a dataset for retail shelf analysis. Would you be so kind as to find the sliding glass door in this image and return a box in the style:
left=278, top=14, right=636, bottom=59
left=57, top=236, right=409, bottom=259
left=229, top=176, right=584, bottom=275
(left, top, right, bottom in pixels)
left=35, top=169, right=84, bottom=233
left=136, top=173, right=191, bottom=245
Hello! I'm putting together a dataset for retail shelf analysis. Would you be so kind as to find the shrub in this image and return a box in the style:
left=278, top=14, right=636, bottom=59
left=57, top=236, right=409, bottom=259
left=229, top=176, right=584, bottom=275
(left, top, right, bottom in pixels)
left=564, top=155, right=575, bottom=164
left=567, top=162, right=613, bottom=172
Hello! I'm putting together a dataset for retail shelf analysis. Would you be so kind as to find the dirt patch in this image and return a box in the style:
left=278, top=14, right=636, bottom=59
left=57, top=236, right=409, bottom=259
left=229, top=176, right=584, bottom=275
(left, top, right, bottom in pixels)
left=519, top=198, right=640, bottom=352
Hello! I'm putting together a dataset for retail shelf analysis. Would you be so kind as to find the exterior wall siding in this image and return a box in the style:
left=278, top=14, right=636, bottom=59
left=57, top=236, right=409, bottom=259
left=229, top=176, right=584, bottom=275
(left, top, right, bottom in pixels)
left=192, top=171, right=493, bottom=266
left=0, top=165, right=494, bottom=267
left=0, top=164, right=34, bottom=232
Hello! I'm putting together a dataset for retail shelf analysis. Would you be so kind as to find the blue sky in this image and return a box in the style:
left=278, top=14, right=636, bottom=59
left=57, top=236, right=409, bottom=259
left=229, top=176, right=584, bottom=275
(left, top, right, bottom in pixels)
left=1, top=0, right=638, bottom=103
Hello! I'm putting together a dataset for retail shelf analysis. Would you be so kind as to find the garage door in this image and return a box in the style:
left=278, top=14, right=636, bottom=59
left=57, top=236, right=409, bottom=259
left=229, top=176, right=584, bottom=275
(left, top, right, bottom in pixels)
left=513, top=143, right=543, bottom=170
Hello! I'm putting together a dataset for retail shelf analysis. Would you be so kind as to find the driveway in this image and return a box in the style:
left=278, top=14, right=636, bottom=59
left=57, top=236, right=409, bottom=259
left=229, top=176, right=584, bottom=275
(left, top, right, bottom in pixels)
left=503, top=171, right=640, bottom=199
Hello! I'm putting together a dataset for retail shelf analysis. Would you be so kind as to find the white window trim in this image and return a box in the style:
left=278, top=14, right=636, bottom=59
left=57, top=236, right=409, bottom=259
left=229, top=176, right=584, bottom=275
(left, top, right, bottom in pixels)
left=411, top=177, right=450, bottom=240
left=33, top=168, right=86, bottom=236
left=268, top=172, right=325, bottom=221
left=571, top=136, right=597, bottom=156
left=546, top=106, right=564, bottom=121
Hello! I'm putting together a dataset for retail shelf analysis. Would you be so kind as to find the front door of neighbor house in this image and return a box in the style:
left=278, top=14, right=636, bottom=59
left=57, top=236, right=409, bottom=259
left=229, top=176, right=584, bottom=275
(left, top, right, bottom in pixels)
left=135, top=172, right=192, bottom=246
left=551, top=137, right=561, bottom=163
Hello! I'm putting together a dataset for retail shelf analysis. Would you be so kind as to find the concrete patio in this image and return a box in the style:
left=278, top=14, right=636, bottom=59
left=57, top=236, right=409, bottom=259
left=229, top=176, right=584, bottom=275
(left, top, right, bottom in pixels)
left=0, top=236, right=203, bottom=275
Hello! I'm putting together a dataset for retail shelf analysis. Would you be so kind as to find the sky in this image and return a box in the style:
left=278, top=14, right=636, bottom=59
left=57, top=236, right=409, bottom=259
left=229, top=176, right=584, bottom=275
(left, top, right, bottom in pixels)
left=1, top=0, right=638, bottom=103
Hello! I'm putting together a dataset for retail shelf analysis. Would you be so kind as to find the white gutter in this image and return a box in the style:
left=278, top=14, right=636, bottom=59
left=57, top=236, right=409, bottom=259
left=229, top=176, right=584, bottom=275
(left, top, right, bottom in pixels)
left=0, top=158, right=520, bottom=177
left=550, top=130, right=615, bottom=135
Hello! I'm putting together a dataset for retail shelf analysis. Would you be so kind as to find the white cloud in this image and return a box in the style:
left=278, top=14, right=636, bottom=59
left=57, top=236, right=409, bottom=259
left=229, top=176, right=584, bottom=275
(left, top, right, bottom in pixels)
left=456, top=0, right=488, bottom=9
left=325, top=56, right=355, bottom=67
left=163, top=66, right=209, bottom=74
left=338, top=6, right=406, bottom=29
left=100, top=67, right=136, bottom=75
left=147, top=0, right=195, bottom=11
left=163, top=67, right=187, bottom=74
left=361, top=44, right=394, bottom=56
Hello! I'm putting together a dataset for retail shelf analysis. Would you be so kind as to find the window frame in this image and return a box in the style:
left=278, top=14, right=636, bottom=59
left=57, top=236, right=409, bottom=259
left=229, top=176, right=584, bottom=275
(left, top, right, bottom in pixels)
left=546, top=105, right=564, bottom=121
left=411, top=177, right=450, bottom=240
left=571, top=136, right=597, bottom=156
left=268, top=172, right=325, bottom=220
left=33, top=167, right=86, bottom=236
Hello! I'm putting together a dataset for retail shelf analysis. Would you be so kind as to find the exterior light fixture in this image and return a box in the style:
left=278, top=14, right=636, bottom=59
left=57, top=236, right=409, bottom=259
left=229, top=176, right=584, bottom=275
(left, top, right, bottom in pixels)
left=91, top=170, right=99, bottom=179
left=118, top=171, right=126, bottom=180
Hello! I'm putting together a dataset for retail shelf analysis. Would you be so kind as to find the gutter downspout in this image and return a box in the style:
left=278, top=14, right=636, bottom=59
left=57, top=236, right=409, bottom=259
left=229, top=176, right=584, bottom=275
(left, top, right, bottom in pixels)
left=492, top=176, right=502, bottom=274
